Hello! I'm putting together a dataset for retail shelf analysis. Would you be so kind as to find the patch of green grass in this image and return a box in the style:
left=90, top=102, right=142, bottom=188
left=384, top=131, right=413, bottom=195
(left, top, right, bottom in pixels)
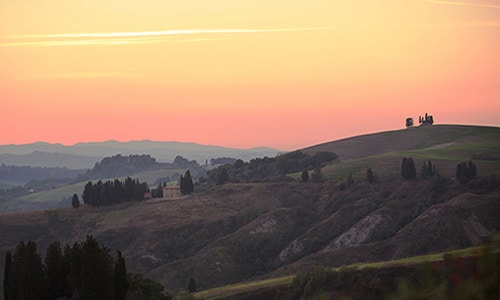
left=19, top=181, right=88, bottom=203
left=401, top=141, right=500, bottom=161
left=345, top=247, right=481, bottom=270
left=320, top=137, right=500, bottom=181
left=194, top=276, right=294, bottom=300
left=194, top=246, right=493, bottom=300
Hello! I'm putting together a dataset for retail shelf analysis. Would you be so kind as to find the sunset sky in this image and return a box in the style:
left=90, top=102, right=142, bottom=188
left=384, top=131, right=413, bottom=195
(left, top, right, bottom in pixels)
left=1, top=1, right=499, bottom=150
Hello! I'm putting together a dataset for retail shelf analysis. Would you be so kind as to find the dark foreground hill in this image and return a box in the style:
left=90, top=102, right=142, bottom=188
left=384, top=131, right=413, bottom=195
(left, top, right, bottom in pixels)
left=1, top=178, right=499, bottom=297
left=0, top=125, right=499, bottom=298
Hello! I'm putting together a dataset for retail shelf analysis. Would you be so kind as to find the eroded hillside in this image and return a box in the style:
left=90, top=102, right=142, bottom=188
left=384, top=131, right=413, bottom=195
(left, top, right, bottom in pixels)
left=1, top=177, right=499, bottom=295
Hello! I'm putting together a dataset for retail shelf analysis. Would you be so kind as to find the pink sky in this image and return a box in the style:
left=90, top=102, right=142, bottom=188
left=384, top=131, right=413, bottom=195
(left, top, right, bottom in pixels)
left=1, top=1, right=499, bottom=150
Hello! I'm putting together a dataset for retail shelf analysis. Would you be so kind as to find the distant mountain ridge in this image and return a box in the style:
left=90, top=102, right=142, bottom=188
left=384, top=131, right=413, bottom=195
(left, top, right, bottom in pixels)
left=0, top=140, right=281, bottom=169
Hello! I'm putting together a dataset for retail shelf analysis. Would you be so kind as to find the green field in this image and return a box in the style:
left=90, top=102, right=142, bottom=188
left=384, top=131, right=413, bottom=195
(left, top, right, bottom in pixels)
left=194, top=245, right=496, bottom=300
left=321, top=135, right=500, bottom=181
left=16, top=167, right=185, bottom=204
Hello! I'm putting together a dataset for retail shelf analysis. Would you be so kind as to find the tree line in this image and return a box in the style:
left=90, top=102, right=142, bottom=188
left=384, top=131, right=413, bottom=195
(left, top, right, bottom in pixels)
left=77, top=154, right=159, bottom=181
left=82, top=177, right=149, bottom=206
left=206, top=150, right=338, bottom=184
left=0, top=164, right=82, bottom=183
left=3, top=236, right=128, bottom=300
left=363, top=157, right=477, bottom=184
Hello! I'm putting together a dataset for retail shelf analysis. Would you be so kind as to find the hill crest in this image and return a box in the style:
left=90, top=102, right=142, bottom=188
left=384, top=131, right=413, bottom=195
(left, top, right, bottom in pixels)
left=303, top=124, right=500, bottom=161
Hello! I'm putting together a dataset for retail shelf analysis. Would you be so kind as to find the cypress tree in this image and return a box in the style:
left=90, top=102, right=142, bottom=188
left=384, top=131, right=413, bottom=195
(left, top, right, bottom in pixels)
left=11, top=241, right=46, bottom=300
left=347, top=172, right=354, bottom=186
left=82, top=181, right=93, bottom=205
left=45, top=241, right=64, bottom=300
left=69, top=242, right=82, bottom=296
left=4, top=251, right=12, bottom=300
left=61, top=244, right=73, bottom=298
left=401, top=157, right=416, bottom=180
left=422, top=160, right=435, bottom=178
left=79, top=236, right=114, bottom=300
left=72, top=193, right=80, bottom=208
left=216, top=168, right=229, bottom=185
left=311, top=167, right=324, bottom=183
left=301, top=170, right=309, bottom=182
left=114, top=251, right=129, bottom=300
left=187, top=277, right=197, bottom=293
left=468, top=160, right=477, bottom=178
left=91, top=180, right=104, bottom=206
left=124, top=177, right=135, bottom=201
left=427, top=160, right=434, bottom=177
left=181, top=170, right=194, bottom=194
left=456, top=162, right=471, bottom=184
left=366, top=168, right=376, bottom=184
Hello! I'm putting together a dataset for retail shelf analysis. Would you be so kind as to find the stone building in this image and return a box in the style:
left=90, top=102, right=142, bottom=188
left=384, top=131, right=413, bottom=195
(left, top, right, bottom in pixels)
left=163, top=185, right=181, bottom=198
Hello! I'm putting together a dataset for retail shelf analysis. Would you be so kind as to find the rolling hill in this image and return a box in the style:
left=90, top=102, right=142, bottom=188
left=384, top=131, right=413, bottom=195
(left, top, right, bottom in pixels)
left=0, top=124, right=499, bottom=298
left=304, top=124, right=500, bottom=161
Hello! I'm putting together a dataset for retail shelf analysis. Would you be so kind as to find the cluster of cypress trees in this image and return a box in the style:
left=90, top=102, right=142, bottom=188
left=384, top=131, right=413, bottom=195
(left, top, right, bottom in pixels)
left=456, top=160, right=477, bottom=184
left=3, top=236, right=128, bottom=300
left=421, top=160, right=437, bottom=178
left=82, top=177, right=149, bottom=206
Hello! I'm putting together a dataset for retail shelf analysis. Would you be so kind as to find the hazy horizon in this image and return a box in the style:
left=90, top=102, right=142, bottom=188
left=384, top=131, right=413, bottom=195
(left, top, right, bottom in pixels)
left=2, top=1, right=499, bottom=150
left=2, top=123, right=499, bottom=153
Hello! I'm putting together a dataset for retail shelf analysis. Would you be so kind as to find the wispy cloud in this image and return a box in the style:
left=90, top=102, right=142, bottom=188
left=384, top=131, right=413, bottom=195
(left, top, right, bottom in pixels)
left=420, top=20, right=500, bottom=28
left=421, top=0, right=500, bottom=9
left=0, top=27, right=327, bottom=48
left=34, top=71, right=137, bottom=80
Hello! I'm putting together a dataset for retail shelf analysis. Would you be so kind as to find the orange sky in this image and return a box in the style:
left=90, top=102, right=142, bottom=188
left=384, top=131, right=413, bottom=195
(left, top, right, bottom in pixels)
left=1, top=0, right=499, bottom=150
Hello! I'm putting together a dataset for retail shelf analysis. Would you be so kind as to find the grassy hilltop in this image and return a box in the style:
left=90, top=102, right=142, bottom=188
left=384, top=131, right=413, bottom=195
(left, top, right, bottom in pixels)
left=1, top=124, right=499, bottom=298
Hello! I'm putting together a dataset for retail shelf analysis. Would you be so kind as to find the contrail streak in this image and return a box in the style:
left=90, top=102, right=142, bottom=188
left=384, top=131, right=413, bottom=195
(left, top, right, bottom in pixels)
left=421, top=0, right=500, bottom=9
left=0, top=27, right=328, bottom=48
